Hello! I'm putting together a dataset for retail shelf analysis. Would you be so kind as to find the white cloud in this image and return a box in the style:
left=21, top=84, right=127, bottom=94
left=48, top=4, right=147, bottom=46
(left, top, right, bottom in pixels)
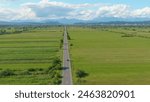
left=22, top=1, right=74, bottom=19
left=0, top=8, right=18, bottom=20
left=132, top=7, right=150, bottom=18
left=22, top=1, right=99, bottom=20
left=96, top=4, right=130, bottom=18
left=68, top=10, right=95, bottom=20
left=0, top=1, right=150, bottom=21
left=0, top=6, right=36, bottom=20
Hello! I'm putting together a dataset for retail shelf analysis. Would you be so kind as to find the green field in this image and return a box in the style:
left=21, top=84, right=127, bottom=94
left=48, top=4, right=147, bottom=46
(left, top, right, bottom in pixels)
left=1, top=25, right=150, bottom=85
left=69, top=26, right=150, bottom=85
left=0, top=26, right=62, bottom=84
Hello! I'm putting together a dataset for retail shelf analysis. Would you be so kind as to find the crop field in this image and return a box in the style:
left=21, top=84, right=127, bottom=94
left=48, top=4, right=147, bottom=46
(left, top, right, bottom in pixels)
left=0, top=26, right=62, bottom=85
left=69, top=26, right=150, bottom=85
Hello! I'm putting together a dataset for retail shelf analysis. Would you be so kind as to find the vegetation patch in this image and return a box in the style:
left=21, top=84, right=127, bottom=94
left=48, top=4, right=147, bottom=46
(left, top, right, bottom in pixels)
left=27, top=68, right=37, bottom=72
left=0, top=25, right=63, bottom=84
left=47, top=57, right=62, bottom=85
left=69, top=26, right=150, bottom=85
left=67, top=31, right=71, bottom=40
left=0, top=69, right=15, bottom=77
left=76, top=69, right=88, bottom=84
left=121, top=34, right=135, bottom=37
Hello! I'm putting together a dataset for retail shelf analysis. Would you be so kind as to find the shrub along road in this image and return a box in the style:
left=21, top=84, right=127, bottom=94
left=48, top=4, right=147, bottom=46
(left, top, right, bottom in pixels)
left=62, top=26, right=73, bottom=85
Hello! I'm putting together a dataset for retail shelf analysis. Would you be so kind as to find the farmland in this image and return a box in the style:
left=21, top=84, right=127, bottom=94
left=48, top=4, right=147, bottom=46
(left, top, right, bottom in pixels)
left=69, top=26, right=150, bottom=85
left=0, top=26, right=63, bottom=85
left=1, top=25, right=150, bottom=85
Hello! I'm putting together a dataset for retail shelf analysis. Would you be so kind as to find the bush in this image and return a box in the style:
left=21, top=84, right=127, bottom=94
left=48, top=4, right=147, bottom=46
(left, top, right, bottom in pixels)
left=60, top=39, right=63, bottom=49
left=76, top=69, right=89, bottom=84
left=67, top=34, right=71, bottom=40
left=27, top=68, right=36, bottom=72
left=51, top=77, right=62, bottom=85
left=47, top=57, right=62, bottom=85
left=76, top=69, right=88, bottom=79
left=49, top=71, right=56, bottom=78
left=38, top=68, right=43, bottom=71
left=54, top=64, right=62, bottom=70
left=48, top=66, right=54, bottom=71
left=0, top=69, right=15, bottom=77
left=60, top=39, right=63, bottom=44
left=54, top=72, right=62, bottom=78
left=52, top=57, right=61, bottom=67
left=70, top=43, right=73, bottom=46
left=48, top=58, right=62, bottom=72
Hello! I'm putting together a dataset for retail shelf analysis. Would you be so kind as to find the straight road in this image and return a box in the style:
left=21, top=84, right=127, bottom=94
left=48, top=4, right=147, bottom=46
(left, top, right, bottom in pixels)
left=62, top=26, right=73, bottom=85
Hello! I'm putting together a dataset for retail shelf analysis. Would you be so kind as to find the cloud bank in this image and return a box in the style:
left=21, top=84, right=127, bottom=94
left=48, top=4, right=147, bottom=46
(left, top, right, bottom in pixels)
left=0, top=0, right=150, bottom=21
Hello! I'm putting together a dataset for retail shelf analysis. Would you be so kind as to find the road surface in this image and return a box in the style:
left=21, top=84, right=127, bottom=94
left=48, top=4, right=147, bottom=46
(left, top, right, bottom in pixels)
left=62, top=26, right=73, bottom=85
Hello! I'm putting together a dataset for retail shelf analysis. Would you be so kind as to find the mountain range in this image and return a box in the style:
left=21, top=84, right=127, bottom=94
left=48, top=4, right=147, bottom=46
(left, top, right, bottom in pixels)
left=0, top=18, right=150, bottom=25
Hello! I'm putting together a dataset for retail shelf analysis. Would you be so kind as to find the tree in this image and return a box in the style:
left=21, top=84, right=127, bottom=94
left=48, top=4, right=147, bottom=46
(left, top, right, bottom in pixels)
left=60, top=39, right=63, bottom=49
left=67, top=32, right=71, bottom=40
left=48, top=57, right=62, bottom=73
left=76, top=69, right=88, bottom=84
left=50, top=71, right=62, bottom=84
left=47, top=57, right=62, bottom=85
left=51, top=77, right=62, bottom=85
left=52, top=57, right=61, bottom=67
left=0, top=29, right=6, bottom=34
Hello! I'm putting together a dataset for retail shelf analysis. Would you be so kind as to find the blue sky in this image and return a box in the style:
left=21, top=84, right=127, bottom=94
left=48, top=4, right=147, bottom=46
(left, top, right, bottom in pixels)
left=53, top=0, right=150, bottom=8
left=0, top=0, right=150, bottom=21
left=0, top=0, right=149, bottom=8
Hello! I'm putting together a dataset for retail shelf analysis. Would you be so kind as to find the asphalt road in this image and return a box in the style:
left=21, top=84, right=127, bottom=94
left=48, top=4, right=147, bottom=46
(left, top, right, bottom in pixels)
left=62, top=26, right=73, bottom=85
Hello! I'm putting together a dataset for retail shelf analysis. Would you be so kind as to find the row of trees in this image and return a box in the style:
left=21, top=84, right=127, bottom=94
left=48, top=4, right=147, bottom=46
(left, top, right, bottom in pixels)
left=48, top=57, right=62, bottom=85
left=0, top=27, right=29, bottom=35
left=48, top=28, right=65, bottom=84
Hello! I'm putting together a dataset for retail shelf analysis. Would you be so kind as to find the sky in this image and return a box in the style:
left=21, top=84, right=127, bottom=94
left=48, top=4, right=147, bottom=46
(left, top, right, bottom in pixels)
left=0, top=0, right=150, bottom=21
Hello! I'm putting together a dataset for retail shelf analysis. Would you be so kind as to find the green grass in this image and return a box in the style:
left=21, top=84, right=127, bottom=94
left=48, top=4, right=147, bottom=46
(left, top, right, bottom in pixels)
left=69, top=26, right=150, bottom=85
left=0, top=27, right=62, bottom=84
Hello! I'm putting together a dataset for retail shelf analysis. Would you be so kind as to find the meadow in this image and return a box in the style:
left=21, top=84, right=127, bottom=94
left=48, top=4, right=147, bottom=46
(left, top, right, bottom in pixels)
left=0, top=26, right=63, bottom=84
left=69, top=26, right=150, bottom=85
